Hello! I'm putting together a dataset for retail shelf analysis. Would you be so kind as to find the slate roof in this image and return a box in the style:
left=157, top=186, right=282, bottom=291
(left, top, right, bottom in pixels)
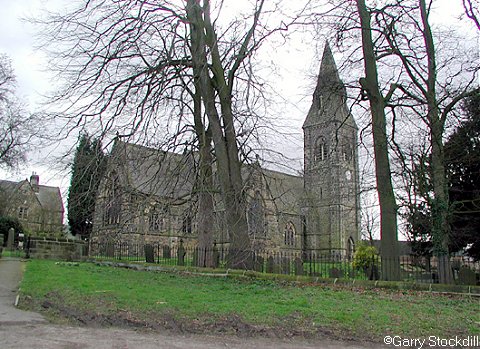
left=36, top=184, right=64, bottom=214
left=0, top=180, right=20, bottom=196
left=0, top=178, right=64, bottom=214
left=111, top=141, right=196, bottom=199
left=254, top=168, right=303, bottom=215
left=110, top=140, right=304, bottom=215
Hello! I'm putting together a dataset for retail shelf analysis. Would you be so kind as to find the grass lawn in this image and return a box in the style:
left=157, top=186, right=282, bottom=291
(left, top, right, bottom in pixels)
left=20, top=259, right=479, bottom=342
left=1, top=249, right=26, bottom=258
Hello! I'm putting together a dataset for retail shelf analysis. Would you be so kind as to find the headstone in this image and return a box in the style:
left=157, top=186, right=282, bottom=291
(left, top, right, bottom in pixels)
left=162, top=245, right=171, bottom=259
left=177, top=240, right=185, bottom=266
left=458, top=266, right=476, bottom=285
left=253, top=255, right=264, bottom=272
left=192, top=248, right=199, bottom=267
left=212, top=244, right=220, bottom=268
left=18, top=233, right=25, bottom=249
left=105, top=242, right=115, bottom=258
left=294, top=257, right=304, bottom=276
left=329, top=267, right=343, bottom=278
left=281, top=257, right=291, bottom=275
left=266, top=256, right=275, bottom=273
left=365, top=265, right=379, bottom=280
left=7, top=228, right=14, bottom=249
left=144, top=244, right=155, bottom=263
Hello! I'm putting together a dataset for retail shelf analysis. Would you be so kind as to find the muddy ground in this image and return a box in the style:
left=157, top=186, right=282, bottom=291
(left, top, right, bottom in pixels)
left=30, top=292, right=353, bottom=341
left=9, top=294, right=390, bottom=349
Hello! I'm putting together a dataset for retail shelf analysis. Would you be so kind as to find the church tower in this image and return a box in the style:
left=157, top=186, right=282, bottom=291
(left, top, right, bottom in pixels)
left=302, top=42, right=360, bottom=258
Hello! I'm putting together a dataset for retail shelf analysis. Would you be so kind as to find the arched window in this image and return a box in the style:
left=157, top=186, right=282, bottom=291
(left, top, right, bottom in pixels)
left=314, top=137, right=328, bottom=162
left=284, top=222, right=296, bottom=246
left=182, top=209, right=192, bottom=234
left=104, top=172, right=122, bottom=225
left=347, top=237, right=355, bottom=261
left=149, top=205, right=168, bottom=232
left=342, top=142, right=352, bottom=162
left=247, top=191, right=266, bottom=237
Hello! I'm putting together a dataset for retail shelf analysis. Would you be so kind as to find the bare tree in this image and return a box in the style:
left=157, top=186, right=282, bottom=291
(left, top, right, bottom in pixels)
left=368, top=0, right=479, bottom=283
left=355, top=0, right=401, bottom=280
left=462, top=0, right=480, bottom=30
left=36, top=0, right=301, bottom=268
left=313, top=0, right=478, bottom=282
left=0, top=54, right=39, bottom=170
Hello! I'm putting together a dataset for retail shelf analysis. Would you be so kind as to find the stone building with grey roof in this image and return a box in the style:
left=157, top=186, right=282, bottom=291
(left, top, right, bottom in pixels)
left=90, top=43, right=361, bottom=257
left=0, top=173, right=64, bottom=234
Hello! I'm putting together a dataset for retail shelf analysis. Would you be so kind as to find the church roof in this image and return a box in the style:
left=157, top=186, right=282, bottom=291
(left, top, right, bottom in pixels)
left=259, top=168, right=303, bottom=215
left=110, top=140, right=196, bottom=200
left=108, top=140, right=304, bottom=214
left=303, top=42, right=357, bottom=129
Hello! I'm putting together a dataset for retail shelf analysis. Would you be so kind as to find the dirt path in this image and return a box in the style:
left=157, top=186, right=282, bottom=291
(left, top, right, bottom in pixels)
left=0, top=258, right=387, bottom=349
left=0, top=257, right=46, bottom=325
left=0, top=323, right=389, bottom=349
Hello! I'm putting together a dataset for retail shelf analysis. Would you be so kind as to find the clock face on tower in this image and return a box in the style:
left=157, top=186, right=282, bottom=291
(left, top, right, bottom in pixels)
left=345, top=170, right=352, bottom=181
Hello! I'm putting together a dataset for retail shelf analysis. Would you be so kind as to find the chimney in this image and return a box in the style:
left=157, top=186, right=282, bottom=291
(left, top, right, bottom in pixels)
left=30, top=172, right=39, bottom=192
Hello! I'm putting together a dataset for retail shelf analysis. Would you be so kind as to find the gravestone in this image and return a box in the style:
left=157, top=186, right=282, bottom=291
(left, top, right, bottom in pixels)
left=294, top=257, right=304, bottom=276
left=192, top=248, right=199, bottom=267
left=329, top=267, right=343, bottom=278
left=105, top=243, right=115, bottom=258
left=458, top=266, right=476, bottom=285
left=177, top=240, right=185, bottom=266
left=7, top=228, right=14, bottom=249
left=18, top=233, right=24, bottom=249
left=253, top=255, right=264, bottom=272
left=144, top=244, right=155, bottom=263
left=212, top=244, right=220, bottom=268
left=365, top=265, right=379, bottom=280
left=162, top=245, right=171, bottom=259
left=281, top=257, right=291, bottom=275
left=266, top=256, right=275, bottom=273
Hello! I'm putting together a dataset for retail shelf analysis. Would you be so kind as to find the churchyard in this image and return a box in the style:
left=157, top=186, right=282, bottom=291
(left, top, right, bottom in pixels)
left=18, top=259, right=479, bottom=344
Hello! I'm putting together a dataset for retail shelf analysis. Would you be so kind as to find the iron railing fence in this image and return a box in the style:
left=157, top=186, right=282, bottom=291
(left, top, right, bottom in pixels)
left=88, top=241, right=480, bottom=285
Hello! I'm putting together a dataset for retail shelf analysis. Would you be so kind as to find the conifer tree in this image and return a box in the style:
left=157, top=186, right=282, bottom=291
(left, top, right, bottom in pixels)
left=406, top=92, right=480, bottom=260
left=67, top=135, right=106, bottom=239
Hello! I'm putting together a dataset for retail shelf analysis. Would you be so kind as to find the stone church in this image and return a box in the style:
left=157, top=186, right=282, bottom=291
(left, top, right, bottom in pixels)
left=90, top=43, right=360, bottom=257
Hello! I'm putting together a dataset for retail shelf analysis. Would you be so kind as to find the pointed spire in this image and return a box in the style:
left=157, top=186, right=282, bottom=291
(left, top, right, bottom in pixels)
left=321, top=41, right=335, bottom=69
left=314, top=41, right=345, bottom=102
left=303, top=41, right=349, bottom=128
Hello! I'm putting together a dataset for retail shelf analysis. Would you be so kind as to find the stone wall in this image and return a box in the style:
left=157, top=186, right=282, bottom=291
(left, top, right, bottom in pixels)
left=28, top=237, right=86, bottom=261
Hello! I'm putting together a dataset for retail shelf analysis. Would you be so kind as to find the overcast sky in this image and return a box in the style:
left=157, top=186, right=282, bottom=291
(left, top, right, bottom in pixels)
left=0, top=0, right=64, bottom=185
left=0, top=0, right=313, bottom=189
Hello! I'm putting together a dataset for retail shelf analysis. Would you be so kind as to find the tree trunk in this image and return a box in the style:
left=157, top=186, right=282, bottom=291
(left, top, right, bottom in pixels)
left=430, top=119, right=452, bottom=283
left=419, top=0, right=453, bottom=284
left=356, top=0, right=400, bottom=280
left=186, top=0, right=251, bottom=269
left=195, top=141, right=215, bottom=267
left=192, top=82, right=215, bottom=267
